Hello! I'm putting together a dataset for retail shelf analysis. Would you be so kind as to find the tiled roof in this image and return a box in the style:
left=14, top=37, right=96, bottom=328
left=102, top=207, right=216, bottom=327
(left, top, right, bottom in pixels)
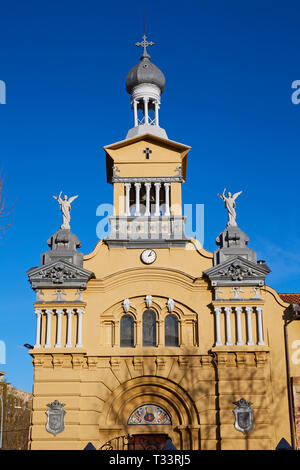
left=279, top=293, right=300, bottom=304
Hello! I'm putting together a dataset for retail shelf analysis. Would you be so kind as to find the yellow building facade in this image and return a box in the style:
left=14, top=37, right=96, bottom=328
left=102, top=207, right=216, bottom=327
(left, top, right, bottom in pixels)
left=27, top=36, right=300, bottom=450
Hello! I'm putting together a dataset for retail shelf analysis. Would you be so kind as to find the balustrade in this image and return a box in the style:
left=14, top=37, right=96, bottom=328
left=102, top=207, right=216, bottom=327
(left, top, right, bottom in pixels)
left=124, top=181, right=171, bottom=217
left=34, top=308, right=85, bottom=349
left=213, top=305, right=265, bottom=347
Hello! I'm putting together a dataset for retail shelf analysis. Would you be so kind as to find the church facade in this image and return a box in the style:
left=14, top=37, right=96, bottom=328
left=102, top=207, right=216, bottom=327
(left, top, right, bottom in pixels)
left=27, top=36, right=300, bottom=450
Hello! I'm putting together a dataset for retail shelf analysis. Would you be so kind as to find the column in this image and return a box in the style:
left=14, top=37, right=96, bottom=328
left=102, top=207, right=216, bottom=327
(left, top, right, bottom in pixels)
left=133, top=99, right=138, bottom=127
left=214, top=307, right=222, bottom=346
left=245, top=307, right=254, bottom=345
left=144, top=182, right=151, bottom=216
left=164, top=183, right=170, bottom=216
left=134, top=182, right=141, bottom=216
left=114, top=321, right=120, bottom=347
left=154, top=182, right=161, bottom=216
left=256, top=307, right=264, bottom=345
left=124, top=183, right=131, bottom=216
left=55, top=309, right=63, bottom=348
left=144, top=97, right=149, bottom=124
left=135, top=320, right=142, bottom=347
left=66, top=309, right=73, bottom=348
left=224, top=307, right=233, bottom=345
left=178, top=320, right=182, bottom=346
left=234, top=306, right=243, bottom=345
left=76, top=309, right=84, bottom=348
left=34, top=309, right=42, bottom=348
left=157, top=320, right=164, bottom=347
left=155, top=100, right=159, bottom=126
left=45, top=309, right=53, bottom=348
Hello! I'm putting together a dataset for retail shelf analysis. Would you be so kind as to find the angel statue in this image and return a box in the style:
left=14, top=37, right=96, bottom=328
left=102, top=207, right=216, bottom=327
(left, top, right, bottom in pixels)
left=217, top=188, right=243, bottom=227
left=53, top=191, right=78, bottom=230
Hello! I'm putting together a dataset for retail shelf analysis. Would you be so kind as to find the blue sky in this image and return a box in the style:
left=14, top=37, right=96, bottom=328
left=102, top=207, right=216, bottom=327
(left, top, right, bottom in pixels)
left=0, top=0, right=300, bottom=392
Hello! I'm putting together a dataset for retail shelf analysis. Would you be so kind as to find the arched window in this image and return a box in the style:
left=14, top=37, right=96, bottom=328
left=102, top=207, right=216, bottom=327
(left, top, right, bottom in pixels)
left=142, top=309, right=156, bottom=346
left=165, top=314, right=179, bottom=347
left=120, top=314, right=134, bottom=347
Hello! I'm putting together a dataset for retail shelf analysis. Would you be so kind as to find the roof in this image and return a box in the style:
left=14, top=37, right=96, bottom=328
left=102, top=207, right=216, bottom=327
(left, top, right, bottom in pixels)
left=279, top=293, right=300, bottom=304
left=126, top=54, right=165, bottom=94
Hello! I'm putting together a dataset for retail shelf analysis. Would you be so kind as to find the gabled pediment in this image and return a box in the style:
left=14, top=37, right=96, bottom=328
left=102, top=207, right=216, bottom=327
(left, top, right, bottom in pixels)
left=203, top=255, right=271, bottom=286
left=104, top=133, right=190, bottom=183
left=27, top=259, right=95, bottom=289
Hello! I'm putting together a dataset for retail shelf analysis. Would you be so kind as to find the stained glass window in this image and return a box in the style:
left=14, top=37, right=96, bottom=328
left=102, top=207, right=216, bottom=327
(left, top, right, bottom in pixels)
left=165, top=314, right=179, bottom=346
left=120, top=314, right=134, bottom=347
left=128, top=405, right=172, bottom=425
left=142, top=309, right=156, bottom=346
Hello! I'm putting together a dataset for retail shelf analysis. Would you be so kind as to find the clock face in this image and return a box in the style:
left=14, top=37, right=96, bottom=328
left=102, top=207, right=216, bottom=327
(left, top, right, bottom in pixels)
left=141, top=249, right=157, bottom=265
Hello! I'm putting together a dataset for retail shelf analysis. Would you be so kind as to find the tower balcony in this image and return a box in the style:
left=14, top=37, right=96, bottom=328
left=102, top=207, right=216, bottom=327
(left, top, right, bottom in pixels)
left=106, top=215, right=189, bottom=248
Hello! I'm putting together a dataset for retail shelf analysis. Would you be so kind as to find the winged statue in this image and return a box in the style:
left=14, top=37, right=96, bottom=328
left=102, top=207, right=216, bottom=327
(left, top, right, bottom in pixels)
left=53, top=191, right=78, bottom=230
left=217, top=188, right=243, bottom=227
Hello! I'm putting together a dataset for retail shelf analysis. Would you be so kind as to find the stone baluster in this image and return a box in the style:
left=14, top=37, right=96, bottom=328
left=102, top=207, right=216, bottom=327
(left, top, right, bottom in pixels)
left=234, top=307, right=243, bottom=345
left=134, top=182, right=141, bottom=216
left=245, top=307, right=254, bottom=345
left=133, top=99, right=138, bottom=127
left=124, top=183, right=131, bottom=216
left=45, top=309, right=53, bottom=348
left=144, top=97, right=149, bottom=124
left=76, top=309, right=84, bottom=348
left=34, top=309, right=42, bottom=348
left=224, top=307, right=233, bottom=345
left=66, top=309, right=74, bottom=348
left=144, top=182, right=151, bottom=216
left=256, top=306, right=264, bottom=345
left=154, top=182, right=161, bottom=216
left=213, top=307, right=222, bottom=346
left=55, top=309, right=63, bottom=348
left=164, top=183, right=170, bottom=216
left=155, top=100, right=159, bottom=126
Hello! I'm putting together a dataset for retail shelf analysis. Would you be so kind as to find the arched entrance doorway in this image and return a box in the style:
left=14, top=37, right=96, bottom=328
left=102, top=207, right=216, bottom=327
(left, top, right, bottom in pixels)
left=99, top=376, right=199, bottom=450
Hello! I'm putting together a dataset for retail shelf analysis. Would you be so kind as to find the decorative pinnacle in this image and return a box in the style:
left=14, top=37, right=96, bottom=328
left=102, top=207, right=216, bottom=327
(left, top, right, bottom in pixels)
left=135, top=34, right=154, bottom=58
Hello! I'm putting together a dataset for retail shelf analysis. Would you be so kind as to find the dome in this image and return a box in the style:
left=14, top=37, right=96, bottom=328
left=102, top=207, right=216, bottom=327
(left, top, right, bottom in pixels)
left=126, top=54, right=165, bottom=95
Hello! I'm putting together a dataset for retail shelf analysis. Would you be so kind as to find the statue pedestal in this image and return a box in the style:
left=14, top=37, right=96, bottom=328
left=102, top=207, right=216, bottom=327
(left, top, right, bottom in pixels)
left=214, top=226, right=257, bottom=265
left=41, top=229, right=83, bottom=267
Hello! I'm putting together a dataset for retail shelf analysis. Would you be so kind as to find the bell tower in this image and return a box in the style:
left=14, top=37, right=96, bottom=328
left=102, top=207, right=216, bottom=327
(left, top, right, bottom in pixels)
left=126, top=34, right=167, bottom=140
left=105, top=35, right=191, bottom=248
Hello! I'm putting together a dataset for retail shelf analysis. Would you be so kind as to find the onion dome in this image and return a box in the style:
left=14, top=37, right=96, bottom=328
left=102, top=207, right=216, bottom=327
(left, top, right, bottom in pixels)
left=126, top=35, right=165, bottom=94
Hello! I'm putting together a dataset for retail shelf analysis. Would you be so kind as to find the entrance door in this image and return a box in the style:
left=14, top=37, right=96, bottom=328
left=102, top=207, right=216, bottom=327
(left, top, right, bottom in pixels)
left=129, top=434, right=168, bottom=450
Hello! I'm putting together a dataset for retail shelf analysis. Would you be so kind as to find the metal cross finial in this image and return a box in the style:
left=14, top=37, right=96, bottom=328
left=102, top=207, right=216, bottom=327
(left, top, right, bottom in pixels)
left=136, top=34, right=154, bottom=57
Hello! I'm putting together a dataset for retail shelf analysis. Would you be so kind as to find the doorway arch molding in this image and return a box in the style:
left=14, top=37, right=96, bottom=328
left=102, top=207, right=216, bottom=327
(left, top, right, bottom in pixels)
left=99, top=375, right=199, bottom=429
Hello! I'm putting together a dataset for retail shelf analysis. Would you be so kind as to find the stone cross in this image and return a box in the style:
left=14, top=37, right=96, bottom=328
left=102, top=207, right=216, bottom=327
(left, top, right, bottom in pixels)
left=231, top=287, right=244, bottom=299
left=215, top=288, right=223, bottom=300
left=36, top=290, right=44, bottom=302
left=53, top=290, right=67, bottom=302
left=75, top=289, right=83, bottom=301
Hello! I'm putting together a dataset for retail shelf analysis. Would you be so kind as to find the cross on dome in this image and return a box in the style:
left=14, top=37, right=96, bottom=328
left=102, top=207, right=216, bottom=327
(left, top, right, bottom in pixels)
left=125, top=32, right=167, bottom=139
left=135, top=34, right=154, bottom=57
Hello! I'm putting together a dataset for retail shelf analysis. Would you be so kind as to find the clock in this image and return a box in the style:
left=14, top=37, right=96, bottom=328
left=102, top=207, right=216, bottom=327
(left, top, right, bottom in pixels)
left=141, top=249, right=157, bottom=265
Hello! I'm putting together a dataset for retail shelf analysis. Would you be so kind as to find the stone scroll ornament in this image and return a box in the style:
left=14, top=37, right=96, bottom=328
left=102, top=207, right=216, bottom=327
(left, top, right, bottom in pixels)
left=46, top=400, right=66, bottom=436
left=233, top=398, right=254, bottom=434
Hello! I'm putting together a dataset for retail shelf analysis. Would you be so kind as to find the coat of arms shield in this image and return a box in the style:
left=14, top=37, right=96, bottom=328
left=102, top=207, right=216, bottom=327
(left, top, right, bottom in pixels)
left=46, top=400, right=66, bottom=436
left=233, top=398, right=254, bottom=434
